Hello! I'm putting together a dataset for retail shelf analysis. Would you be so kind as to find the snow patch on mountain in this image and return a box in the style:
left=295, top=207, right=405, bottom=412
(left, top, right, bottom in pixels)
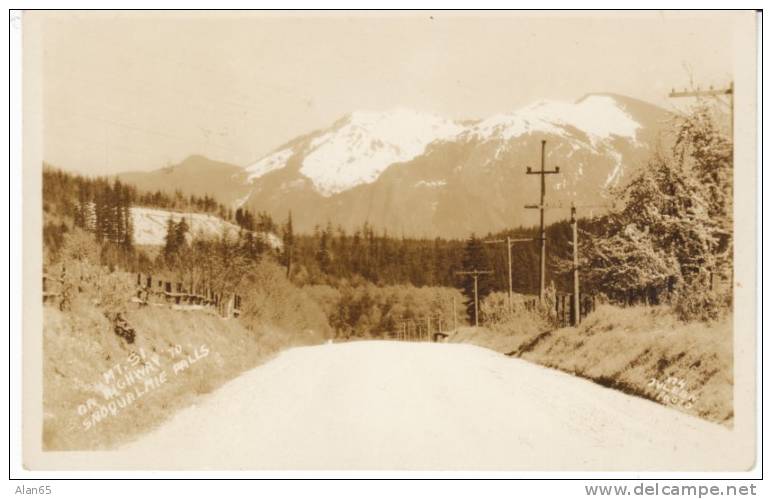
left=231, top=192, right=250, bottom=209
left=414, top=179, right=447, bottom=188
left=245, top=149, right=293, bottom=182
left=466, top=95, right=641, bottom=145
left=603, top=151, right=625, bottom=188
left=299, top=109, right=465, bottom=196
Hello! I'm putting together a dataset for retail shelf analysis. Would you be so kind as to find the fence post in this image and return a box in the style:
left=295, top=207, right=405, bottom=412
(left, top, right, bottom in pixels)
left=558, top=295, right=562, bottom=325
left=560, top=295, right=566, bottom=326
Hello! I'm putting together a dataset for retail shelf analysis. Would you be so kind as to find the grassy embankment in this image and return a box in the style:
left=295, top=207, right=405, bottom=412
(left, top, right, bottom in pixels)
left=448, top=304, right=732, bottom=425
left=43, top=261, right=331, bottom=450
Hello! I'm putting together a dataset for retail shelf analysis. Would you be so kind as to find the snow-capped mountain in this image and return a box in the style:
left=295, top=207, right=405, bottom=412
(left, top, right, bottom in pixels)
left=117, top=94, right=671, bottom=237
left=245, top=109, right=466, bottom=196
left=236, top=94, right=669, bottom=236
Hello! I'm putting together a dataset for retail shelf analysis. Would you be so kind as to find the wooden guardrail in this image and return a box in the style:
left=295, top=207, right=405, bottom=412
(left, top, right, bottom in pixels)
left=134, top=273, right=242, bottom=318
left=42, top=272, right=65, bottom=305
left=43, top=269, right=242, bottom=318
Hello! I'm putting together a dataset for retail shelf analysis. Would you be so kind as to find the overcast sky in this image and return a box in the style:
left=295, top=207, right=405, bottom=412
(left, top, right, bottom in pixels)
left=31, top=11, right=739, bottom=175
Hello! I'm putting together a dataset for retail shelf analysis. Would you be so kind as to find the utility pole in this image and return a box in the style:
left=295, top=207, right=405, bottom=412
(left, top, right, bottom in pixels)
left=571, top=203, right=580, bottom=327
left=531, top=201, right=606, bottom=324
left=484, top=236, right=533, bottom=310
left=456, top=270, right=494, bottom=327
left=452, top=297, right=457, bottom=332
left=525, top=140, right=561, bottom=303
left=286, top=246, right=293, bottom=279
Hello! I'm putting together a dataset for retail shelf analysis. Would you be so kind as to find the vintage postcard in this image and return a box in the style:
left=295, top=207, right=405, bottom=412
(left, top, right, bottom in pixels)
left=18, top=10, right=759, bottom=472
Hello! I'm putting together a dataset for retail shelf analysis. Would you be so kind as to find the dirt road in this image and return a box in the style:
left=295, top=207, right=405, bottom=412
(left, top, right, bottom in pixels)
left=118, top=341, right=742, bottom=470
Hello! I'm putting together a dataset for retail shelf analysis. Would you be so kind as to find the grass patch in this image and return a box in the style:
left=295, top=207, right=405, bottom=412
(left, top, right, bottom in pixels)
left=447, top=304, right=732, bottom=425
left=43, top=300, right=323, bottom=450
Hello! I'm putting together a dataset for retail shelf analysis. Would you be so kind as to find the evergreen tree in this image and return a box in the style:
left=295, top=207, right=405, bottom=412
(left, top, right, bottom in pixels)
left=162, top=218, right=179, bottom=261
left=282, top=211, right=295, bottom=277
left=316, top=224, right=333, bottom=275
left=460, top=235, right=494, bottom=322
left=175, top=218, right=190, bottom=250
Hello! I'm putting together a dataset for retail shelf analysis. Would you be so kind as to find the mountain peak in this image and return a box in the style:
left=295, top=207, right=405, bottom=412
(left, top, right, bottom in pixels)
left=464, top=95, right=642, bottom=144
left=246, top=108, right=465, bottom=195
left=242, top=94, right=665, bottom=205
left=301, top=108, right=464, bottom=196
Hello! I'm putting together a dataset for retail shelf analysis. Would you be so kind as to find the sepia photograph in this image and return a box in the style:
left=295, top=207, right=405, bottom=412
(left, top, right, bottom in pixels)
left=13, top=8, right=760, bottom=479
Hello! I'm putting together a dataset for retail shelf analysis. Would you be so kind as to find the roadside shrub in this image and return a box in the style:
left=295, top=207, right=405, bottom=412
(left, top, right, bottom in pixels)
left=95, top=272, right=135, bottom=320
left=239, top=258, right=332, bottom=340
left=305, top=283, right=466, bottom=338
left=673, top=275, right=732, bottom=322
left=480, top=291, right=538, bottom=324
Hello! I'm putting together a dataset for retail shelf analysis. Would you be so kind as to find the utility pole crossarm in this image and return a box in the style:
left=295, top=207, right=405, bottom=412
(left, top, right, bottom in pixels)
left=668, top=81, right=734, bottom=143
left=526, top=167, right=561, bottom=175
left=669, top=83, right=733, bottom=98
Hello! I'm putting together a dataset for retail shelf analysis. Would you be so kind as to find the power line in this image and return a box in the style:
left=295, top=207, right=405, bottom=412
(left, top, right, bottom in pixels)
left=484, top=236, right=532, bottom=310
left=527, top=201, right=612, bottom=211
